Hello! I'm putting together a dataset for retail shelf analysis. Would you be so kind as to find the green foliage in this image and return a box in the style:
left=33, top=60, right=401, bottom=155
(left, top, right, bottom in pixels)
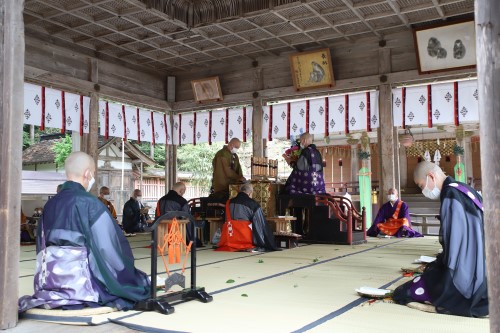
left=358, top=150, right=371, bottom=160
left=241, top=294, right=248, bottom=297
left=453, top=143, right=464, bottom=156
left=177, top=142, right=224, bottom=190
left=23, top=131, right=32, bottom=150
left=52, top=135, right=73, bottom=166
left=226, top=279, right=235, bottom=283
left=136, top=142, right=166, bottom=167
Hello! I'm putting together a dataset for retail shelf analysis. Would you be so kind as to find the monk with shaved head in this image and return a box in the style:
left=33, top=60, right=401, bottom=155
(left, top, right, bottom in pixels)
left=209, top=137, right=246, bottom=202
left=19, top=152, right=150, bottom=312
left=392, top=161, right=488, bottom=317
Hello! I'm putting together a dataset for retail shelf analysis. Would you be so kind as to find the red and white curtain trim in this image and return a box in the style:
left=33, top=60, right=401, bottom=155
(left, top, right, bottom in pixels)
left=392, top=79, right=479, bottom=128
left=262, top=91, right=380, bottom=141
left=24, top=83, right=90, bottom=135
left=172, top=106, right=252, bottom=145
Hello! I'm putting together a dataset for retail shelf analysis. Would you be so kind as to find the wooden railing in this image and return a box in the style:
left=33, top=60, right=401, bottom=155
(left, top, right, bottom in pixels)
left=324, top=181, right=380, bottom=194
left=409, top=213, right=440, bottom=235
left=315, top=195, right=366, bottom=245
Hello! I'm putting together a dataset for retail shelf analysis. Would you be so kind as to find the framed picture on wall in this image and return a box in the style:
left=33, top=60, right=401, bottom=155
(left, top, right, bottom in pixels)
left=191, top=76, right=223, bottom=103
left=289, top=48, right=335, bottom=91
left=413, top=20, right=476, bottom=75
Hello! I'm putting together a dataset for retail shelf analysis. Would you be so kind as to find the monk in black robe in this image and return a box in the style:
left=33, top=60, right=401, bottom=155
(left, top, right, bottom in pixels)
left=393, top=161, right=488, bottom=317
left=19, top=152, right=150, bottom=312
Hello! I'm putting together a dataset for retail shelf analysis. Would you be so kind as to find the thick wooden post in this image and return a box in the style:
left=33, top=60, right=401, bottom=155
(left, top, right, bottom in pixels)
left=377, top=84, right=396, bottom=200
left=88, top=92, right=99, bottom=196
left=0, top=0, right=24, bottom=329
left=475, top=1, right=500, bottom=331
left=252, top=99, right=263, bottom=157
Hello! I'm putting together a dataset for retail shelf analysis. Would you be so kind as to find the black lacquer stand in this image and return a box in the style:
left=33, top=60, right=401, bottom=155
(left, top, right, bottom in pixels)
left=134, top=211, right=213, bottom=315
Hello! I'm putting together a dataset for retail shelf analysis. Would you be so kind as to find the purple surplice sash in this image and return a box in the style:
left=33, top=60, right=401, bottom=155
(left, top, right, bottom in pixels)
left=448, top=182, right=484, bottom=212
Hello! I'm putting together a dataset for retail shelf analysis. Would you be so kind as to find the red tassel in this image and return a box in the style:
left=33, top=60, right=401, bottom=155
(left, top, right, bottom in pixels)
left=105, top=102, right=109, bottom=139
left=41, top=87, right=45, bottom=131
left=209, top=110, right=213, bottom=145
left=242, top=107, right=247, bottom=142
left=324, top=97, right=329, bottom=137
left=151, top=112, right=155, bottom=145
left=61, top=91, right=66, bottom=134
left=268, top=105, right=273, bottom=141
left=137, top=108, right=141, bottom=143
left=454, top=82, right=459, bottom=126
left=79, top=95, right=84, bottom=136
left=178, top=114, right=182, bottom=144
left=225, top=108, right=229, bottom=144
left=344, top=95, right=349, bottom=134
left=122, top=105, right=127, bottom=141
left=193, top=112, right=197, bottom=145
left=286, top=102, right=291, bottom=139
left=366, top=92, right=371, bottom=132
left=164, top=113, right=169, bottom=144
left=305, top=100, right=310, bottom=133
left=427, top=85, right=432, bottom=128
left=402, top=88, right=406, bottom=129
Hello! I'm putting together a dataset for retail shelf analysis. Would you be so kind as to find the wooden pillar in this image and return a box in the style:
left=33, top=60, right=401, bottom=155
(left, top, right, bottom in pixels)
left=475, top=1, right=500, bottom=331
left=463, top=135, right=473, bottom=182
left=164, top=112, right=177, bottom=192
left=0, top=0, right=24, bottom=329
left=348, top=139, right=359, bottom=183
left=399, top=145, right=408, bottom=189
left=88, top=92, right=99, bottom=196
left=252, top=99, right=263, bottom=157
left=377, top=84, right=396, bottom=201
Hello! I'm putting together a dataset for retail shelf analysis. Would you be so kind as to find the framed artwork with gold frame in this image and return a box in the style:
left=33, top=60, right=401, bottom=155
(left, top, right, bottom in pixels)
left=191, top=76, right=223, bottom=103
left=289, top=48, right=335, bottom=91
left=413, top=19, right=476, bottom=75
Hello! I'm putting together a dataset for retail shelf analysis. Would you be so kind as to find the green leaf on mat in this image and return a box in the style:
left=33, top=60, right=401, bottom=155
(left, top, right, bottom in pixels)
left=241, top=294, right=248, bottom=297
left=258, top=259, right=264, bottom=263
left=313, top=258, right=319, bottom=263
left=226, top=279, right=235, bottom=283
left=293, top=284, right=298, bottom=288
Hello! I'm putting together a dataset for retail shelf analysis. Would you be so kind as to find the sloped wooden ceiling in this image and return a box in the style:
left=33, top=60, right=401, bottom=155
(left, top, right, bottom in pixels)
left=24, top=0, right=474, bottom=73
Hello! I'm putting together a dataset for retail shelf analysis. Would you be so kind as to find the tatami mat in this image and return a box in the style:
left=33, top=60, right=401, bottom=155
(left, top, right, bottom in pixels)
left=16, top=235, right=489, bottom=333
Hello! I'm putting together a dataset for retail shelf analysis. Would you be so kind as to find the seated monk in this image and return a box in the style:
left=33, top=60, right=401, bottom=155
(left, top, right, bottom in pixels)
left=216, top=183, right=278, bottom=252
left=19, top=152, right=150, bottom=312
left=367, top=188, right=422, bottom=238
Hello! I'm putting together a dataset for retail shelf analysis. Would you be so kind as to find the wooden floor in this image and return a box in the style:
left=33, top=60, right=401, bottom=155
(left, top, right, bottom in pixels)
left=11, top=235, right=490, bottom=333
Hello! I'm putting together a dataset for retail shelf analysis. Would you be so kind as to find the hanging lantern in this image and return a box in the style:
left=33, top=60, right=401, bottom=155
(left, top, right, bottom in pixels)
left=399, top=127, right=414, bottom=147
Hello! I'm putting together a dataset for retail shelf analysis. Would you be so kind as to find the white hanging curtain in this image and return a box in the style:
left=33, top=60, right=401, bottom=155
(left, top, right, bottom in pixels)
left=23, top=83, right=43, bottom=127
left=404, top=85, right=430, bottom=127
left=271, top=103, right=288, bottom=140
left=172, top=114, right=180, bottom=145
left=392, top=88, right=404, bottom=127
left=328, top=95, right=346, bottom=134
left=138, top=109, right=153, bottom=143
left=99, top=100, right=107, bottom=136
left=180, top=112, right=195, bottom=145
left=44, top=88, right=64, bottom=130
left=124, top=106, right=138, bottom=141
left=431, top=82, right=455, bottom=125
left=227, top=107, right=244, bottom=141
left=370, top=91, right=380, bottom=129
left=82, top=96, right=90, bottom=134
left=63, top=92, right=82, bottom=133
left=262, top=105, right=270, bottom=140
left=289, top=100, right=307, bottom=139
left=195, top=111, right=210, bottom=144
left=107, top=102, right=125, bottom=139
left=308, top=97, right=326, bottom=137
left=210, top=108, right=226, bottom=144
left=152, top=112, right=167, bottom=145
left=458, top=80, right=479, bottom=123
left=244, top=106, right=253, bottom=142
left=347, top=92, right=368, bottom=132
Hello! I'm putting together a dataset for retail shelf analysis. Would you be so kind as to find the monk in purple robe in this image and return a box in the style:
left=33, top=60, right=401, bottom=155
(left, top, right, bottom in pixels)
left=367, top=188, right=422, bottom=238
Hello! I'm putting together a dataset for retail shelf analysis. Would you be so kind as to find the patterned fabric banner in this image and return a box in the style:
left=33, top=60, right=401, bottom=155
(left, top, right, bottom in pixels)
left=172, top=114, right=180, bottom=145
left=44, top=88, right=64, bottom=130
left=370, top=91, right=379, bottom=129
left=328, top=95, right=346, bottom=134
left=180, top=112, right=195, bottom=145
left=195, top=111, right=210, bottom=144
left=82, top=96, right=90, bottom=134
left=244, top=106, right=253, bottom=142
left=458, top=80, right=479, bottom=123
left=23, top=83, right=43, bottom=127
left=404, top=85, right=429, bottom=127
left=124, top=105, right=138, bottom=141
left=138, top=109, right=153, bottom=143
left=152, top=112, right=167, bottom=145
left=271, top=103, right=288, bottom=140
left=289, top=100, right=307, bottom=139
left=227, top=107, right=244, bottom=141
left=347, top=92, right=367, bottom=132
left=262, top=105, right=270, bottom=141
left=210, top=109, right=226, bottom=144
left=107, top=102, right=125, bottom=139
left=308, top=97, right=326, bottom=136
left=63, top=92, right=82, bottom=133
left=431, top=82, right=455, bottom=125
left=392, top=88, right=403, bottom=127
left=99, top=100, right=107, bottom=136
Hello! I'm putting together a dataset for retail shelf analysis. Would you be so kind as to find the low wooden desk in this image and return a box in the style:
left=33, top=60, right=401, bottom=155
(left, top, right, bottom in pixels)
left=267, top=216, right=297, bottom=233
left=206, top=217, right=224, bottom=244
left=157, top=218, right=189, bottom=254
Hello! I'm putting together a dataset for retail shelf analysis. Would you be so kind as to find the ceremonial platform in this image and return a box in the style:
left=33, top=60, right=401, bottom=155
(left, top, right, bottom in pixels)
left=14, top=235, right=489, bottom=333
